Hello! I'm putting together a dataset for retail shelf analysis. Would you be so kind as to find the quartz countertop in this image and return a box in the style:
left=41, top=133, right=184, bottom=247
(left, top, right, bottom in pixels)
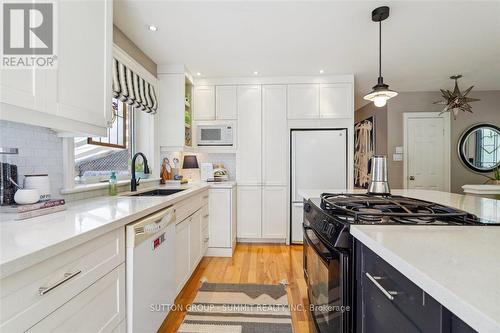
left=0, top=182, right=210, bottom=279
left=299, top=188, right=500, bottom=332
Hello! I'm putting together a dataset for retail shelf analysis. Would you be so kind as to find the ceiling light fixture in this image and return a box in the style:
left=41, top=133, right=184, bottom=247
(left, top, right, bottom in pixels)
left=147, top=25, right=158, bottom=32
left=363, top=6, right=398, bottom=107
left=319, top=69, right=325, bottom=74
left=253, top=71, right=259, bottom=75
left=196, top=72, right=201, bottom=76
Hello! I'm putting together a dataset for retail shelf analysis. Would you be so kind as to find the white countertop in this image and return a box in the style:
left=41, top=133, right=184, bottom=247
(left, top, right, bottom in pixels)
left=300, top=188, right=500, bottom=332
left=0, top=182, right=210, bottom=279
left=462, top=184, right=500, bottom=195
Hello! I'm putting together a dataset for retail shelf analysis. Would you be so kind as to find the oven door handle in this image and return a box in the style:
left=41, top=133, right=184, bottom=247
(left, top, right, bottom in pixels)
left=365, top=272, right=398, bottom=301
left=303, top=226, right=333, bottom=263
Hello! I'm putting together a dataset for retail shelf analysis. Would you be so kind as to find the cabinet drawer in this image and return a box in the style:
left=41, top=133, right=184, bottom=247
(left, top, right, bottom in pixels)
left=201, top=204, right=209, bottom=230
left=201, top=191, right=209, bottom=207
left=0, top=228, right=124, bottom=332
left=175, top=194, right=202, bottom=223
left=360, top=244, right=443, bottom=332
left=27, top=263, right=125, bottom=333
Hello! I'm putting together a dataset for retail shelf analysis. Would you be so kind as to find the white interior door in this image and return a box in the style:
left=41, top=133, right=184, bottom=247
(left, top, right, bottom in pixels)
left=404, top=112, right=450, bottom=191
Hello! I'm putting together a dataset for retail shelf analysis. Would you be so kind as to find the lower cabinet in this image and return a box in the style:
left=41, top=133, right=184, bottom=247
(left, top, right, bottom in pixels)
left=237, top=185, right=287, bottom=240
left=356, top=242, right=477, bottom=333
left=237, top=186, right=262, bottom=238
left=208, top=187, right=236, bottom=256
left=175, top=216, right=191, bottom=292
left=262, top=186, right=287, bottom=239
left=27, top=264, right=125, bottom=332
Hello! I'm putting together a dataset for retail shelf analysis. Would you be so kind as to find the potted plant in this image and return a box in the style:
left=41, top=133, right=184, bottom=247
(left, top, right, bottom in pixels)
left=484, top=166, right=500, bottom=185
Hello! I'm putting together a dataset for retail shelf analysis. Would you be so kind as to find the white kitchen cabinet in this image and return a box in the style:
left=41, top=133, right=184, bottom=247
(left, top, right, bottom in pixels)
left=262, top=186, right=288, bottom=239
left=0, top=0, right=112, bottom=136
left=216, top=86, right=238, bottom=120
left=262, top=85, right=288, bottom=185
left=209, top=189, right=232, bottom=248
left=236, top=85, right=262, bottom=185
left=27, top=264, right=125, bottom=333
left=287, top=84, right=319, bottom=119
left=319, top=83, right=353, bottom=118
left=237, top=186, right=262, bottom=239
left=189, top=211, right=202, bottom=271
left=175, top=217, right=190, bottom=292
left=193, top=85, right=216, bottom=120
left=208, top=186, right=236, bottom=257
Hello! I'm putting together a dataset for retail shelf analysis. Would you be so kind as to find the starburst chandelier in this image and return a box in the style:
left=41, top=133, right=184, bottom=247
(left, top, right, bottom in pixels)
left=433, top=75, right=480, bottom=119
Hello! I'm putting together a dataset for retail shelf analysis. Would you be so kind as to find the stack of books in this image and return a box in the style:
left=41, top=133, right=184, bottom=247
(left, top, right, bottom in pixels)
left=1, top=199, right=66, bottom=220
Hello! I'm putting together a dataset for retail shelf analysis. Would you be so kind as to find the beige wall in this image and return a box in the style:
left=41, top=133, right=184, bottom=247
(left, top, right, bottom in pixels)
left=113, top=25, right=157, bottom=76
left=381, top=91, right=500, bottom=193
left=355, top=103, right=388, bottom=156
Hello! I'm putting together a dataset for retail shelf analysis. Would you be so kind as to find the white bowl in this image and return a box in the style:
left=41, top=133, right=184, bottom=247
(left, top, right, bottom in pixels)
left=14, top=189, right=40, bottom=205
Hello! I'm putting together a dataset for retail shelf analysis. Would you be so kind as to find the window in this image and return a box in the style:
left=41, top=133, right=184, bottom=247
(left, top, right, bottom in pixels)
left=73, top=98, right=135, bottom=184
left=88, top=100, right=128, bottom=149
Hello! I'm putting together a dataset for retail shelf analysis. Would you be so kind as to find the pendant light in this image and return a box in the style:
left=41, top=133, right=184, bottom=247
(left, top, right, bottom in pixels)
left=363, top=6, right=398, bottom=107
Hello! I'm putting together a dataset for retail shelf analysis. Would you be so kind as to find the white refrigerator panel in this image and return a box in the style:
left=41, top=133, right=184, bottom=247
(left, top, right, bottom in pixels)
left=291, top=129, right=347, bottom=242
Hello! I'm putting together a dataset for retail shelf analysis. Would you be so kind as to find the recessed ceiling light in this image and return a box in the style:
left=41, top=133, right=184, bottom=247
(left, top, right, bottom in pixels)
left=196, top=72, right=201, bottom=76
left=319, top=69, right=325, bottom=74
left=253, top=71, right=259, bottom=75
left=147, top=25, right=158, bottom=32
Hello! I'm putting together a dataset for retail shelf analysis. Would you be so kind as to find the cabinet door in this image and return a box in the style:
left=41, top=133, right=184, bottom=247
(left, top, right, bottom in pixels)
left=209, top=189, right=231, bottom=248
left=193, top=85, right=216, bottom=120
left=0, top=68, right=47, bottom=113
left=262, top=85, right=288, bottom=185
left=47, top=0, right=112, bottom=129
left=287, top=84, right=319, bottom=119
left=175, top=218, right=190, bottom=291
left=319, top=83, right=352, bottom=118
left=237, top=186, right=262, bottom=238
left=158, top=73, right=186, bottom=149
left=27, top=264, right=125, bottom=333
left=262, top=186, right=287, bottom=239
left=189, top=212, right=202, bottom=272
left=216, top=86, right=237, bottom=120
left=236, top=85, right=262, bottom=184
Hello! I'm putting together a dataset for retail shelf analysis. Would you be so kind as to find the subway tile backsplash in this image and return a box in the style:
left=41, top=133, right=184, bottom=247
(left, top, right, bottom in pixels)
left=0, top=120, right=64, bottom=196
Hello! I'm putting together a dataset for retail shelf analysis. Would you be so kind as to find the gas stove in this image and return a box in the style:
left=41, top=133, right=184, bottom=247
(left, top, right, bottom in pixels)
left=317, top=193, right=488, bottom=225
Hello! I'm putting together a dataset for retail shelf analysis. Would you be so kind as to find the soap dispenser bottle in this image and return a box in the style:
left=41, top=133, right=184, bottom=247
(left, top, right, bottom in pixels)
left=108, top=171, right=118, bottom=196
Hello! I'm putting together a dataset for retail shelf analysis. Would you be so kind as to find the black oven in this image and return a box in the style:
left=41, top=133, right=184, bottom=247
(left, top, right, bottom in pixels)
left=303, top=224, right=351, bottom=333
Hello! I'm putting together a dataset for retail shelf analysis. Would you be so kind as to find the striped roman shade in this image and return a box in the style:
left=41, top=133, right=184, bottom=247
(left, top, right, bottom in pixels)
left=112, top=58, right=158, bottom=114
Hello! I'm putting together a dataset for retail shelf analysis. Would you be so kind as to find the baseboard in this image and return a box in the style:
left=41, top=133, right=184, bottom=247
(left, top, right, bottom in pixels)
left=206, top=247, right=233, bottom=257
left=237, top=238, right=287, bottom=244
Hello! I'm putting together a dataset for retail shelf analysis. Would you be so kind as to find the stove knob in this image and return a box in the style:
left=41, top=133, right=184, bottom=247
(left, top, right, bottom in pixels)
left=327, top=223, right=335, bottom=235
left=304, top=203, right=311, bottom=213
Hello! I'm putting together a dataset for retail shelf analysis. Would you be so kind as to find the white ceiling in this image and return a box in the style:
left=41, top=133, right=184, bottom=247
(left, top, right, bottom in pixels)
left=114, top=1, right=500, bottom=108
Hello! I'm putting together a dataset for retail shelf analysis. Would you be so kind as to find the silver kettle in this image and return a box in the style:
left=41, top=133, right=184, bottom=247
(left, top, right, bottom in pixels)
left=367, top=155, right=391, bottom=195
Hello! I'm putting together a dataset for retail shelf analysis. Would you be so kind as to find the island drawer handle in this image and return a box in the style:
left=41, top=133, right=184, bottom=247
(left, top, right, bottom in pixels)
left=365, top=272, right=398, bottom=301
left=39, top=270, right=82, bottom=296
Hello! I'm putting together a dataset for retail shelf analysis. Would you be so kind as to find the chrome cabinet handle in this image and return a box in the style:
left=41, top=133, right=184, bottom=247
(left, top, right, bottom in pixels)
left=203, top=214, right=209, bottom=218
left=39, top=270, right=82, bottom=296
left=365, top=272, right=398, bottom=301
left=409, top=176, right=415, bottom=180
left=204, top=237, right=209, bottom=242
left=202, top=195, right=209, bottom=199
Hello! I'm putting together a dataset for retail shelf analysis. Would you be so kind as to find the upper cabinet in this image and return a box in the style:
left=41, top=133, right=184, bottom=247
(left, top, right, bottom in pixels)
left=287, top=82, right=353, bottom=119
left=193, top=86, right=215, bottom=120
left=216, top=86, right=238, bottom=120
left=319, top=83, right=353, bottom=118
left=287, top=84, right=320, bottom=119
left=0, top=0, right=113, bottom=136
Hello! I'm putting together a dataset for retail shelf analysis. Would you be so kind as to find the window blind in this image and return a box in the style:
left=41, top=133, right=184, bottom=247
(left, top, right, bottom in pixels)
left=112, top=58, right=158, bottom=114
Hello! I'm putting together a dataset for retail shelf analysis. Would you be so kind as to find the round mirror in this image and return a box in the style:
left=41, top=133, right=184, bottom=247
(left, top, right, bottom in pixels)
left=458, top=124, right=500, bottom=173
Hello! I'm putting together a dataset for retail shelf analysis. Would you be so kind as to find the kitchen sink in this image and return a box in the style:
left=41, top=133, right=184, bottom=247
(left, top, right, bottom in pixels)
left=129, top=189, right=185, bottom=196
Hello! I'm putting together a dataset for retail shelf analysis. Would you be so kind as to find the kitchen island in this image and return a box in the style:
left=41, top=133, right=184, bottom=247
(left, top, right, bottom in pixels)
left=299, top=189, right=500, bottom=333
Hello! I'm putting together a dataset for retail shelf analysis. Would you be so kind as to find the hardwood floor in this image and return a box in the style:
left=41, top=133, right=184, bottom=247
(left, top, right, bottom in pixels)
left=158, top=243, right=311, bottom=333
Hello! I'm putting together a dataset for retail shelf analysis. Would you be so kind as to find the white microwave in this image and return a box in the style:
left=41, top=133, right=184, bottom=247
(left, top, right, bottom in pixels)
left=197, top=124, right=234, bottom=146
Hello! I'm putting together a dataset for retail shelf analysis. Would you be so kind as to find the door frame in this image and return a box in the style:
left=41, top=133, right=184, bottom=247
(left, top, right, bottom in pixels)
left=403, top=112, right=451, bottom=191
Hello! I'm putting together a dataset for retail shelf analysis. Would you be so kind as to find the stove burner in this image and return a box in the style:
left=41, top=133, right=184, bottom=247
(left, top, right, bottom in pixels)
left=319, top=193, right=484, bottom=225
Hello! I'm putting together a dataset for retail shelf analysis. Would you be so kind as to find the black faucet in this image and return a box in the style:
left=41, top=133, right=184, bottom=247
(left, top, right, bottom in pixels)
left=131, top=152, right=150, bottom=192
